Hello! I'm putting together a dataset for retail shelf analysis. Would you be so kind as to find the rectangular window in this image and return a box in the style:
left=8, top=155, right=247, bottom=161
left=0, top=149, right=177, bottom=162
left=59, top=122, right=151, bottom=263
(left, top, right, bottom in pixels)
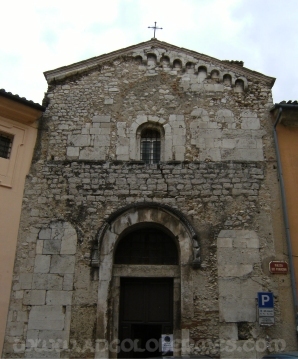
left=141, top=140, right=160, bottom=164
left=141, top=141, right=151, bottom=163
left=152, top=141, right=161, bottom=163
left=141, top=129, right=161, bottom=164
left=0, top=133, right=13, bottom=159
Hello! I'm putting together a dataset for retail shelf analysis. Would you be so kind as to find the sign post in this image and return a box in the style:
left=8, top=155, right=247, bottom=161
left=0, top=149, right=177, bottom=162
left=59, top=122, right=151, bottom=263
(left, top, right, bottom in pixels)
left=257, top=292, right=274, bottom=326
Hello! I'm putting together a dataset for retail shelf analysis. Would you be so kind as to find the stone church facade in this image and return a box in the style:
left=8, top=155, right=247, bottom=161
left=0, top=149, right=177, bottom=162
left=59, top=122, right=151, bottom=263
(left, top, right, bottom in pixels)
left=2, top=39, right=297, bottom=358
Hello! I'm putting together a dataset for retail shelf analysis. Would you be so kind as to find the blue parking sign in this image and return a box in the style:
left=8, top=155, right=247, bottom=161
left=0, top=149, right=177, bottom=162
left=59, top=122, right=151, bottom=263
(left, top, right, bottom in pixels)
left=258, top=292, right=274, bottom=308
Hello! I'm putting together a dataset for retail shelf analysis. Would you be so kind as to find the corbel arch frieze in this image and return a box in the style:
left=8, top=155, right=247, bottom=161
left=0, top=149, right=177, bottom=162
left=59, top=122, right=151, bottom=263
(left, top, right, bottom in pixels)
left=233, top=76, right=248, bottom=90
left=132, top=53, right=146, bottom=63
left=169, top=56, right=187, bottom=68
left=194, top=61, right=208, bottom=73
left=221, top=71, right=236, bottom=84
left=208, top=66, right=222, bottom=78
left=140, top=49, right=162, bottom=66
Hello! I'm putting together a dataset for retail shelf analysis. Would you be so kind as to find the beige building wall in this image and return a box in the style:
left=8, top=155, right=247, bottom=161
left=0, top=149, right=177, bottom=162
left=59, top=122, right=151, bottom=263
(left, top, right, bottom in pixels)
left=0, top=93, right=44, bottom=355
left=276, top=122, right=298, bottom=298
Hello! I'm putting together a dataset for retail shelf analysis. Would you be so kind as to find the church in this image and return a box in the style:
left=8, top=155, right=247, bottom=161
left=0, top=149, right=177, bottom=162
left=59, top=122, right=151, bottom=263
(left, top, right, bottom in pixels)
left=2, top=38, right=297, bottom=359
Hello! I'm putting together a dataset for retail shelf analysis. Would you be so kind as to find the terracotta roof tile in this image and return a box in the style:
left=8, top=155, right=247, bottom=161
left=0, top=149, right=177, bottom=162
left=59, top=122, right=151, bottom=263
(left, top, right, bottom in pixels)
left=0, top=88, right=45, bottom=111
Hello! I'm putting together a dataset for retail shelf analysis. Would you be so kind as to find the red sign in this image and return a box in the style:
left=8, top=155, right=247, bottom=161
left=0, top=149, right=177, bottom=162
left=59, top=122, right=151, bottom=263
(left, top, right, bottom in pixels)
left=269, top=261, right=288, bottom=274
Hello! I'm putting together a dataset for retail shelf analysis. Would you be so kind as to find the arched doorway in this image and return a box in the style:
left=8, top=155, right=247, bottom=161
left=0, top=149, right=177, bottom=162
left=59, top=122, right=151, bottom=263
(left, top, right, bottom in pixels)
left=114, top=227, right=178, bottom=265
left=95, top=203, right=199, bottom=359
left=115, top=226, right=178, bottom=358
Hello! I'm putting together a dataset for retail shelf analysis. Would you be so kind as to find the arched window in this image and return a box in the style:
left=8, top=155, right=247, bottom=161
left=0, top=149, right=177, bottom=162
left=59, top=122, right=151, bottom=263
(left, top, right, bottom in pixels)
left=147, top=54, right=157, bottom=66
left=114, top=227, right=178, bottom=265
left=134, top=55, right=143, bottom=64
left=198, top=66, right=207, bottom=82
left=223, top=74, right=232, bottom=86
left=141, top=128, right=161, bottom=164
left=161, top=56, right=170, bottom=68
left=173, top=59, right=182, bottom=70
left=235, top=79, right=244, bottom=92
left=211, top=69, right=219, bottom=79
left=186, top=62, right=194, bottom=73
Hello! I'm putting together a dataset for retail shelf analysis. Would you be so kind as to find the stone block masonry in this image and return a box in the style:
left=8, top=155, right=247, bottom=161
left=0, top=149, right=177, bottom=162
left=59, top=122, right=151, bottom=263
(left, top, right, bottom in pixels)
left=21, top=161, right=265, bottom=221
left=4, top=221, right=77, bottom=358
left=2, top=160, right=281, bottom=358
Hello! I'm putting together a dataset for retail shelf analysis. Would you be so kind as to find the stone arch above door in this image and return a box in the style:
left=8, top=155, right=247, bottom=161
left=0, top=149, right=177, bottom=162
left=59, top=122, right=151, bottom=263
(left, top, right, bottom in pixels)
left=96, top=202, right=200, bottom=266
left=114, top=224, right=179, bottom=265
left=95, top=203, right=199, bottom=359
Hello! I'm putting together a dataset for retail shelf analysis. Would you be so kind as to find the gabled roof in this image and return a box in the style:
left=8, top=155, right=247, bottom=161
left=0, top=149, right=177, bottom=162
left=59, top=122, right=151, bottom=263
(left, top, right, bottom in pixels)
left=271, top=100, right=298, bottom=109
left=0, top=88, right=45, bottom=125
left=44, top=38, right=275, bottom=87
left=0, top=88, right=45, bottom=111
left=271, top=101, right=298, bottom=126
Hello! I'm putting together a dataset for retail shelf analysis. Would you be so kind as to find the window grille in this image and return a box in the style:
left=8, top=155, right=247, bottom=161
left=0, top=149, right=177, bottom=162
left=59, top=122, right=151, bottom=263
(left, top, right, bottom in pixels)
left=114, top=228, right=178, bottom=265
left=0, top=133, right=13, bottom=159
left=141, top=129, right=160, bottom=164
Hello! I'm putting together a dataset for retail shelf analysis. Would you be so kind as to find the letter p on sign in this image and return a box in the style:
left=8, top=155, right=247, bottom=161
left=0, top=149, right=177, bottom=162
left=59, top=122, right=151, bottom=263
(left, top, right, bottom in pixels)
left=258, top=292, right=274, bottom=308
left=262, top=295, right=270, bottom=306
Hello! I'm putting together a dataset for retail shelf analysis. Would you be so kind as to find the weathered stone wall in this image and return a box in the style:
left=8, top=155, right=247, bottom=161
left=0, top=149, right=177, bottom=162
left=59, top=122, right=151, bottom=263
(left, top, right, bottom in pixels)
left=2, top=42, right=297, bottom=359
left=44, top=56, right=272, bottom=164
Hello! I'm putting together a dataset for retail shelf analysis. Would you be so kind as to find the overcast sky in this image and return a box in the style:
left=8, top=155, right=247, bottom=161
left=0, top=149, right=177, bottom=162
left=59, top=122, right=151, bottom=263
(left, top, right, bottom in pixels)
left=1, top=0, right=297, bottom=104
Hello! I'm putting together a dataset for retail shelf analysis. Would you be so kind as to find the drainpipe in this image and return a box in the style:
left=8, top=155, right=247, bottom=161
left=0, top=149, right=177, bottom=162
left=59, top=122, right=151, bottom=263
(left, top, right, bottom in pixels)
left=273, top=106, right=298, bottom=332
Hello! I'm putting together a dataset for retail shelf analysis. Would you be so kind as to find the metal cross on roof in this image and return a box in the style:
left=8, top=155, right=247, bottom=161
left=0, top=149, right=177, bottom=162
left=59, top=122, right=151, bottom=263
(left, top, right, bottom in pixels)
left=148, top=22, right=162, bottom=39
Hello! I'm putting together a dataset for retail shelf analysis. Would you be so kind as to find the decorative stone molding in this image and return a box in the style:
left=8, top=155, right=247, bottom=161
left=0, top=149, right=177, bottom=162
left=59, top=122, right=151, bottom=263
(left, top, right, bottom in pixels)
left=128, top=115, right=180, bottom=162
left=92, top=202, right=200, bottom=268
left=44, top=39, right=275, bottom=89
left=133, top=51, right=250, bottom=90
left=97, top=202, right=199, bottom=258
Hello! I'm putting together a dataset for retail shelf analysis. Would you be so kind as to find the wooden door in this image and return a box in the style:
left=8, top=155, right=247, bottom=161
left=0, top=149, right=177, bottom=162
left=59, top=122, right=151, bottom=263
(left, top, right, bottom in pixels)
left=119, top=278, right=173, bottom=358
